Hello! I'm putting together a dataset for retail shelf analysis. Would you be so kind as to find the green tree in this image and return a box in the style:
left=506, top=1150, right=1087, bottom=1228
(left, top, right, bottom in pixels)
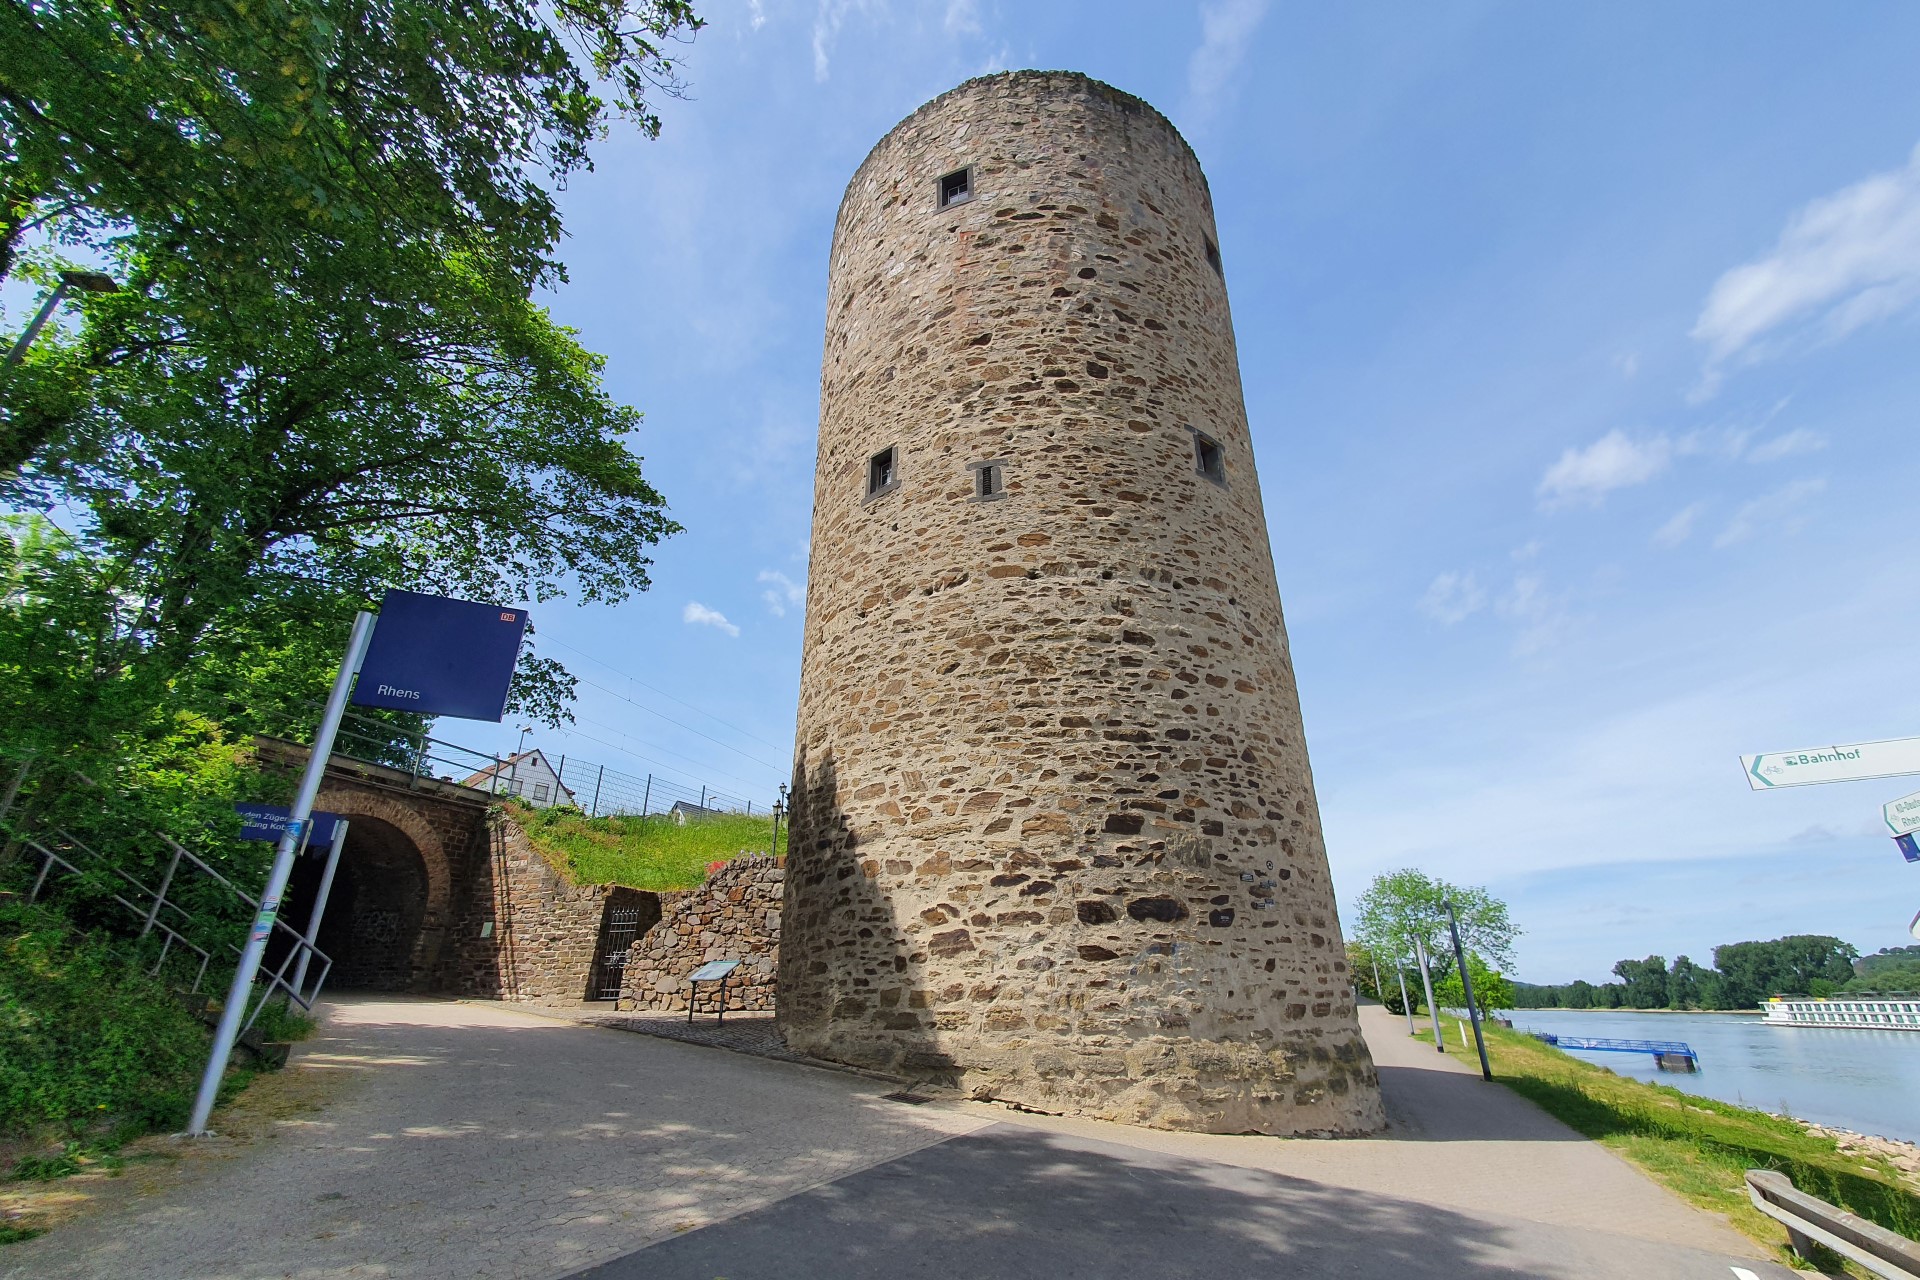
left=1434, top=951, right=1514, bottom=1015
left=1564, top=979, right=1595, bottom=1009
left=1666, top=955, right=1706, bottom=1009
left=1713, top=935, right=1860, bottom=1006
left=0, top=0, right=702, bottom=290
left=1611, top=955, right=1669, bottom=1009
left=1351, top=868, right=1518, bottom=989
left=8, top=231, right=676, bottom=723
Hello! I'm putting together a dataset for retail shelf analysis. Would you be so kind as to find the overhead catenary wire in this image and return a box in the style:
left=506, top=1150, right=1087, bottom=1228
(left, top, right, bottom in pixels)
left=539, top=632, right=790, bottom=755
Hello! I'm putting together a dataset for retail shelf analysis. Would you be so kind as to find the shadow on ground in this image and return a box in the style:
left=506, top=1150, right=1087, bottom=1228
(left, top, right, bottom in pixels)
left=572, top=1121, right=1756, bottom=1280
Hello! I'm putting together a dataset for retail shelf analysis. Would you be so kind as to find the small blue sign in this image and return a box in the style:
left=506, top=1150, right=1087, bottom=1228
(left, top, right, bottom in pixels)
left=350, top=589, right=528, bottom=722
left=235, top=804, right=343, bottom=854
left=1898, top=832, right=1920, bottom=864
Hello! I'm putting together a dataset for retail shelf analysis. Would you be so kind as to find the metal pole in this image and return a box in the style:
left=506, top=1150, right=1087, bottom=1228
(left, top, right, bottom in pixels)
left=642, top=774, right=651, bottom=816
left=3, top=282, right=71, bottom=368
left=1412, top=934, right=1444, bottom=1053
left=1397, top=966, right=1416, bottom=1035
left=1444, top=898, right=1494, bottom=1081
left=591, top=765, right=604, bottom=818
left=185, top=610, right=374, bottom=1137
left=699, top=785, right=706, bottom=810
left=290, top=820, right=349, bottom=1001
left=1370, top=957, right=1384, bottom=1005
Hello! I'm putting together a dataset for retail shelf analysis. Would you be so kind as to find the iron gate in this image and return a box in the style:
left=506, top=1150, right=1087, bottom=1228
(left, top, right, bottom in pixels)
left=591, top=905, right=645, bottom=1000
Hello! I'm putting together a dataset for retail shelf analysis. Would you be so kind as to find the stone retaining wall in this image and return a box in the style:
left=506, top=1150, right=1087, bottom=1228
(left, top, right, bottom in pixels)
left=624, top=856, right=783, bottom=1013
left=449, top=811, right=654, bottom=1002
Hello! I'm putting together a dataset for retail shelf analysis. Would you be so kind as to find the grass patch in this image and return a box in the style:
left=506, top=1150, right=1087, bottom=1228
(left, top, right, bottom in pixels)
left=507, top=801, right=785, bottom=891
left=1417, top=1021, right=1920, bottom=1260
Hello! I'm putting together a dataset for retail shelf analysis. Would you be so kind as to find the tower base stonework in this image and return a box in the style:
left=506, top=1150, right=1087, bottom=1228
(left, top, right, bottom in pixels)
left=778, top=71, right=1383, bottom=1136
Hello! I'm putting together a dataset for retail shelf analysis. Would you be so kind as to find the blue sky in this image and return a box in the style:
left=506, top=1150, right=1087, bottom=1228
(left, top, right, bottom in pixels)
left=397, top=3, right=1920, bottom=981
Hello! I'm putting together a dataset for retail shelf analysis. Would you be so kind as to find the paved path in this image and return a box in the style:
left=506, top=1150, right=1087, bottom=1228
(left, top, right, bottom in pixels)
left=5, top=998, right=1791, bottom=1279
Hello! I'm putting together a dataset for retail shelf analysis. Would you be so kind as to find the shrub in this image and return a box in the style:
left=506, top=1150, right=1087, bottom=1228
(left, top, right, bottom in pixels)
left=0, top=900, right=211, bottom=1141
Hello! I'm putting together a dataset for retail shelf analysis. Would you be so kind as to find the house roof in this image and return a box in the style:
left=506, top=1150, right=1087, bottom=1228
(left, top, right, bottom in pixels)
left=459, top=749, right=577, bottom=800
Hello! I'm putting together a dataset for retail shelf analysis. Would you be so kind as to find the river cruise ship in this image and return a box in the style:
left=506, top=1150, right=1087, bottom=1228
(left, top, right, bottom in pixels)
left=1762, top=995, right=1920, bottom=1030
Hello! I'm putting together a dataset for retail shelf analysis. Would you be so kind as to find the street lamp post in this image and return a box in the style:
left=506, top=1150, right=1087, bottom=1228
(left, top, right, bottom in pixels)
left=1411, top=933, right=1445, bottom=1053
left=1443, top=898, right=1494, bottom=1081
left=4, top=270, right=120, bottom=369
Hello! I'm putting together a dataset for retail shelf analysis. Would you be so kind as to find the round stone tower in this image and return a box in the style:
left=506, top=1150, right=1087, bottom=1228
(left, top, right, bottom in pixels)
left=780, top=70, right=1383, bottom=1136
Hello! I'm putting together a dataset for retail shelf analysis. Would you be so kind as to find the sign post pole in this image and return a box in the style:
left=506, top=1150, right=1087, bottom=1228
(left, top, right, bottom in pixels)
left=289, top=820, right=349, bottom=1002
left=1444, top=899, right=1493, bottom=1081
left=1396, top=967, right=1415, bottom=1035
left=185, top=611, right=374, bottom=1137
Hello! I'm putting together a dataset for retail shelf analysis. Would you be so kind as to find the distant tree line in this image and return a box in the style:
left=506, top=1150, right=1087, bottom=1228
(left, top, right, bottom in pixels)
left=1509, top=936, right=1920, bottom=1010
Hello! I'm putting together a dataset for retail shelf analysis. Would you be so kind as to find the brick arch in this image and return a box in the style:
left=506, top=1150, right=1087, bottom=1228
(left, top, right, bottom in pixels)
left=313, top=784, right=455, bottom=990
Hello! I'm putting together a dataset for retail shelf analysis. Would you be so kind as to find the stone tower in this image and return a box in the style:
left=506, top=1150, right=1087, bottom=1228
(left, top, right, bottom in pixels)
left=780, top=71, right=1383, bottom=1136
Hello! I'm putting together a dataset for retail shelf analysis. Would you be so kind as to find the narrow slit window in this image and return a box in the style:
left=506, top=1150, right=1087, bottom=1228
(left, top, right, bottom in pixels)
left=1190, top=429, right=1226, bottom=487
left=938, top=166, right=974, bottom=210
left=969, top=459, right=1008, bottom=501
left=867, top=445, right=900, bottom=500
left=1203, top=234, right=1223, bottom=277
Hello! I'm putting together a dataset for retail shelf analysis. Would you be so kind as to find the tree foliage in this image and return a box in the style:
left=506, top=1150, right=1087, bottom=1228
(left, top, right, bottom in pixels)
left=1351, top=868, right=1517, bottom=989
left=1509, top=935, right=1864, bottom=1009
left=0, top=0, right=703, bottom=292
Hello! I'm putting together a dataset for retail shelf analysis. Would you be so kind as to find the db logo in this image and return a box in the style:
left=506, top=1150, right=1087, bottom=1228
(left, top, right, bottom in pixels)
left=500, top=612, right=518, bottom=622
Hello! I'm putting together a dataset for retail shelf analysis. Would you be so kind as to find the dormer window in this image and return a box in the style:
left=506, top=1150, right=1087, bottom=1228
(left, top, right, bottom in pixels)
left=938, top=166, right=974, bottom=210
left=866, top=445, right=900, bottom=501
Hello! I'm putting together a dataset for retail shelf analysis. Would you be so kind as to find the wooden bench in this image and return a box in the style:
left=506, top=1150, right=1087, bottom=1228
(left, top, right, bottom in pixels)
left=1745, top=1169, right=1920, bottom=1278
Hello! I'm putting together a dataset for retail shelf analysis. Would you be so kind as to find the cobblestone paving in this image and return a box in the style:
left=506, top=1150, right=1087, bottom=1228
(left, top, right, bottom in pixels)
left=0, top=996, right=990, bottom=1280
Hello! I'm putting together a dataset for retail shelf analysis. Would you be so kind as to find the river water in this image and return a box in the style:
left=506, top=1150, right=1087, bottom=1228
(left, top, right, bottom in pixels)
left=1493, top=1009, right=1920, bottom=1144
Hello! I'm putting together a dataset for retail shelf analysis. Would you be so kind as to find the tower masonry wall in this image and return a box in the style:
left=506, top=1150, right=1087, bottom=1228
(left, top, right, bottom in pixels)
left=780, top=70, right=1383, bottom=1135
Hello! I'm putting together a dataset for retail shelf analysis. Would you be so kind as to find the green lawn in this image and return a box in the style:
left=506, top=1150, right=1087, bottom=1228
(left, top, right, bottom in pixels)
left=506, top=801, right=785, bottom=891
left=1416, top=1020, right=1920, bottom=1266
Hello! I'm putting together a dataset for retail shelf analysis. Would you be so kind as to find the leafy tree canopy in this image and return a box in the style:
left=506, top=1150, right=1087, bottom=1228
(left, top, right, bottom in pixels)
left=0, top=0, right=703, bottom=290
left=1351, top=868, right=1517, bottom=988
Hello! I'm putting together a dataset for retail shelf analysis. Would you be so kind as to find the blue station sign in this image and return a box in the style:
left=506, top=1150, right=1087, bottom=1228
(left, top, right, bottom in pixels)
left=235, top=804, right=345, bottom=854
left=350, top=589, right=528, bottom=722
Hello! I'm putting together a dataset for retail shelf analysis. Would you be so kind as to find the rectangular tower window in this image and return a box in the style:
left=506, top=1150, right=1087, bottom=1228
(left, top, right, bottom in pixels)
left=867, top=445, right=900, bottom=500
left=968, top=459, right=1008, bottom=501
left=1203, top=234, right=1223, bottom=277
left=1190, top=429, right=1226, bottom=487
left=938, top=166, right=974, bottom=210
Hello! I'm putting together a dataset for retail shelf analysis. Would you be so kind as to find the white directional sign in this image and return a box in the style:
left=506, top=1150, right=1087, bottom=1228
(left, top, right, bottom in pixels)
left=1742, top=737, right=1920, bottom=790
left=1887, top=789, right=1920, bottom=836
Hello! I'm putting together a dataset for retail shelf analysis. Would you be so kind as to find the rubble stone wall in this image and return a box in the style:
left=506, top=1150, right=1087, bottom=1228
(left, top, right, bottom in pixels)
left=780, top=70, right=1382, bottom=1135
left=624, top=856, right=783, bottom=1013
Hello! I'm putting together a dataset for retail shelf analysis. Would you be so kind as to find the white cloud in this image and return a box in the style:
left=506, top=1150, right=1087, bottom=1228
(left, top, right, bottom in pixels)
left=1537, top=430, right=1672, bottom=508
left=1745, top=428, right=1827, bottom=464
left=943, top=0, right=980, bottom=36
left=682, top=601, right=741, bottom=637
left=1693, top=141, right=1920, bottom=385
left=1184, top=0, right=1269, bottom=131
left=748, top=0, right=767, bottom=30
left=1713, top=477, right=1827, bottom=548
left=811, top=0, right=885, bottom=81
left=758, top=569, right=806, bottom=616
left=1417, top=571, right=1486, bottom=625
left=1497, top=573, right=1571, bottom=657
left=1652, top=502, right=1704, bottom=548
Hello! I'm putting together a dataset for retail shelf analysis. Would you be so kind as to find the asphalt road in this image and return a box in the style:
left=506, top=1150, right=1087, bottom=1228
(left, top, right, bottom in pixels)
left=578, top=1120, right=1785, bottom=1280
